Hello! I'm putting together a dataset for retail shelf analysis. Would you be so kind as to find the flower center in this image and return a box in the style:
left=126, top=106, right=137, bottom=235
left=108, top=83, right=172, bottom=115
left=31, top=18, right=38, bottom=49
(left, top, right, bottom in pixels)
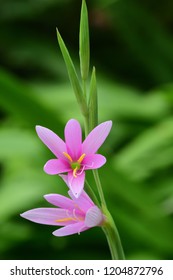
left=63, top=152, right=86, bottom=178
left=55, top=209, right=84, bottom=223
left=71, top=162, right=80, bottom=178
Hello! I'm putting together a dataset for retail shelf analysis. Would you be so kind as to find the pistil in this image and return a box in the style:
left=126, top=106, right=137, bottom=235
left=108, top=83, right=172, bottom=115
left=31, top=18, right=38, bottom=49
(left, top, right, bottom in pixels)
left=63, top=152, right=86, bottom=177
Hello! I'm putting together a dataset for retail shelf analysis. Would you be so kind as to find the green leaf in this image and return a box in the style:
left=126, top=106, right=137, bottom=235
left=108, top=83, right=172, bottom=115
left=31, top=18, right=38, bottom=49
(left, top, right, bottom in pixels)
left=79, top=0, right=90, bottom=80
left=89, top=67, right=98, bottom=131
left=56, top=29, right=88, bottom=116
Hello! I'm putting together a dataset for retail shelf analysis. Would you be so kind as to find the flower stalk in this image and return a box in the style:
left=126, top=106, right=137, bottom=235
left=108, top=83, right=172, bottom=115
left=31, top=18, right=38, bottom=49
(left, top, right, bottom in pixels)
left=103, top=210, right=125, bottom=260
left=78, top=0, right=125, bottom=259
left=58, top=0, right=124, bottom=259
left=21, top=0, right=125, bottom=261
left=88, top=113, right=125, bottom=259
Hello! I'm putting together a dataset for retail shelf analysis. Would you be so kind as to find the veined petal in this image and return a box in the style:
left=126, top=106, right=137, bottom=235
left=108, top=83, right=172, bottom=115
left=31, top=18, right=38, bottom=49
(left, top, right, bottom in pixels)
left=82, top=121, right=112, bottom=154
left=44, top=159, right=71, bottom=175
left=59, top=174, right=69, bottom=186
left=68, top=190, right=94, bottom=212
left=36, top=126, right=66, bottom=158
left=65, top=119, right=82, bottom=160
left=53, top=222, right=87, bottom=236
left=44, top=194, right=75, bottom=210
left=20, top=208, right=75, bottom=226
left=85, top=206, right=103, bottom=228
left=68, top=171, right=85, bottom=198
left=82, top=154, right=106, bottom=170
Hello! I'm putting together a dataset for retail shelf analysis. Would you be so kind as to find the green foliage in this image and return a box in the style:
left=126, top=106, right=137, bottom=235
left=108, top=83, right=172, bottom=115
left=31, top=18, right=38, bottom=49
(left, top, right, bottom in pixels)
left=57, top=30, right=88, bottom=117
left=89, top=67, right=98, bottom=131
left=0, top=0, right=173, bottom=260
left=79, top=0, right=90, bottom=80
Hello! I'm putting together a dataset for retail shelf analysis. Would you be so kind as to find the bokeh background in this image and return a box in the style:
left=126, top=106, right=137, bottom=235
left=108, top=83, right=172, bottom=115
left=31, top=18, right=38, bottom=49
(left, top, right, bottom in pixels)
left=0, top=0, right=173, bottom=260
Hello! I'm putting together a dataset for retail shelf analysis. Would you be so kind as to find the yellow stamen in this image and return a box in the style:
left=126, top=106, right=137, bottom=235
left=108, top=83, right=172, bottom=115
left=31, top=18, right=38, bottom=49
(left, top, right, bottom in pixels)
left=73, top=167, right=78, bottom=178
left=63, top=152, right=73, bottom=162
left=56, top=217, right=77, bottom=223
left=56, top=216, right=84, bottom=223
left=77, top=153, right=86, bottom=164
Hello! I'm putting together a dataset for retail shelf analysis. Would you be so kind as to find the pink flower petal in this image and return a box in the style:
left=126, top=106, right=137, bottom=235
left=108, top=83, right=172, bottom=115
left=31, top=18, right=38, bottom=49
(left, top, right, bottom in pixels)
left=68, top=171, right=85, bottom=198
left=68, top=190, right=94, bottom=212
left=65, top=119, right=82, bottom=160
left=44, top=159, right=71, bottom=175
left=82, top=154, right=106, bottom=170
left=59, top=174, right=69, bottom=186
left=82, top=121, right=112, bottom=154
left=53, top=222, right=88, bottom=236
left=20, top=208, right=75, bottom=226
left=36, top=126, right=66, bottom=158
left=44, top=194, right=75, bottom=210
left=85, top=206, right=103, bottom=227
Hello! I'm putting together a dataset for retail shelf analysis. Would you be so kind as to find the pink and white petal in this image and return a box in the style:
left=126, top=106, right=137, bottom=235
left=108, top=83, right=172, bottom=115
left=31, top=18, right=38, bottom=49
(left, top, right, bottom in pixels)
left=85, top=206, right=104, bottom=228
left=44, top=194, right=75, bottom=210
left=68, top=171, right=85, bottom=198
left=83, top=154, right=106, bottom=170
left=65, top=119, right=82, bottom=160
left=20, top=208, right=73, bottom=226
left=36, top=126, right=66, bottom=158
left=82, top=121, right=112, bottom=154
left=53, top=222, right=88, bottom=236
left=68, top=190, right=94, bottom=212
left=59, top=174, right=69, bottom=187
left=44, top=159, right=71, bottom=175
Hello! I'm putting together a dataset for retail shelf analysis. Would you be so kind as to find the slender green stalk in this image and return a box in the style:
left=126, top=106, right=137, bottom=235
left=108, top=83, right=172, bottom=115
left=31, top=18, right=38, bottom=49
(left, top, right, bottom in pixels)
left=92, top=169, right=107, bottom=207
left=93, top=170, right=125, bottom=259
left=83, top=112, right=89, bottom=137
left=82, top=78, right=87, bottom=100
left=85, top=179, right=100, bottom=207
left=82, top=77, right=125, bottom=260
left=103, top=225, right=125, bottom=260
left=57, top=0, right=125, bottom=260
left=82, top=79, right=89, bottom=137
left=103, top=208, right=125, bottom=260
left=79, top=1, right=124, bottom=259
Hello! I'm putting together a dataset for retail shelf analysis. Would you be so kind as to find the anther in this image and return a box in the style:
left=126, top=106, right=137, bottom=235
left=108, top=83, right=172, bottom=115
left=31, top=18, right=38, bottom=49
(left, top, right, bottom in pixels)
left=77, top=153, right=86, bottom=164
left=63, top=152, right=73, bottom=162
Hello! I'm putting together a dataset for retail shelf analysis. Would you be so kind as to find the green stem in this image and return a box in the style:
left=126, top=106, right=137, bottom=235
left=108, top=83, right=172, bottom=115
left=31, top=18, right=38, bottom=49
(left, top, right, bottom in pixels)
left=85, top=179, right=100, bottom=207
left=102, top=208, right=125, bottom=260
left=93, top=170, right=125, bottom=259
left=82, top=77, right=125, bottom=260
left=84, top=114, right=89, bottom=137
left=82, top=78, right=87, bottom=100
left=92, top=169, right=107, bottom=207
left=82, top=79, right=89, bottom=137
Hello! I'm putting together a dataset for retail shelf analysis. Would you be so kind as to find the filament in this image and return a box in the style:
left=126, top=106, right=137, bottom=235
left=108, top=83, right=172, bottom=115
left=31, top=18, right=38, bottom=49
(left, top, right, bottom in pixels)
left=63, top=152, right=73, bottom=162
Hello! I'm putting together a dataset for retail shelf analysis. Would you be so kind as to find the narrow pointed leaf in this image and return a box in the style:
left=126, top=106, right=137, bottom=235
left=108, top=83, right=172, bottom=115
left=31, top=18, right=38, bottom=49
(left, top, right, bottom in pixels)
left=89, top=67, right=98, bottom=131
left=79, top=0, right=90, bottom=80
left=57, top=30, right=88, bottom=116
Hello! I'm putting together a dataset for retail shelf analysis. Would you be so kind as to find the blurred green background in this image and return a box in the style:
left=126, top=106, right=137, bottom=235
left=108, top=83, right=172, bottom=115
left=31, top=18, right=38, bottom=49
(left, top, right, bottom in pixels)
left=0, top=0, right=173, bottom=260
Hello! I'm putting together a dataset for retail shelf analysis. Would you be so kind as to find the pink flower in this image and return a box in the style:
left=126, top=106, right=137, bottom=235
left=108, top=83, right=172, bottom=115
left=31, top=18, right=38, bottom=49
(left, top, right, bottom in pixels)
left=20, top=191, right=105, bottom=236
left=36, top=119, right=112, bottom=197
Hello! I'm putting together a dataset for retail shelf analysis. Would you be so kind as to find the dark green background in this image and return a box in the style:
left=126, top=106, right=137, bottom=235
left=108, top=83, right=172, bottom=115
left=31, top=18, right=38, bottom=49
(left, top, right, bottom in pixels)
left=0, top=0, right=173, bottom=260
